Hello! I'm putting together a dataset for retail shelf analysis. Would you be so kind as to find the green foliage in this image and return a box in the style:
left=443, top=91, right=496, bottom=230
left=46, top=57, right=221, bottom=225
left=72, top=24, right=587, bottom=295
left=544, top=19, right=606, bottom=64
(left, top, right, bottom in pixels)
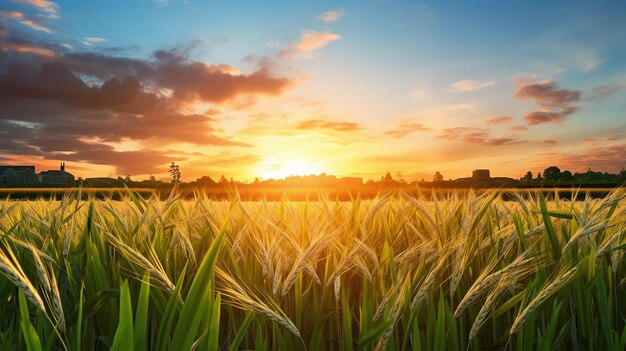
left=0, top=188, right=624, bottom=350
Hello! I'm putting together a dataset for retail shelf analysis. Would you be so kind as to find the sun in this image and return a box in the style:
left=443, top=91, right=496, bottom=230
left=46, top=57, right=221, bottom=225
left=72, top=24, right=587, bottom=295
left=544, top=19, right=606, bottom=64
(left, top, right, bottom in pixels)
left=258, top=159, right=322, bottom=180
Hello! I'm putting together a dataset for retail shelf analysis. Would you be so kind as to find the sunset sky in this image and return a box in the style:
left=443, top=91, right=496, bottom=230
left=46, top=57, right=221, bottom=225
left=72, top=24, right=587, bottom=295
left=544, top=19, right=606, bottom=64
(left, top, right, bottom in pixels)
left=1, top=0, right=625, bottom=181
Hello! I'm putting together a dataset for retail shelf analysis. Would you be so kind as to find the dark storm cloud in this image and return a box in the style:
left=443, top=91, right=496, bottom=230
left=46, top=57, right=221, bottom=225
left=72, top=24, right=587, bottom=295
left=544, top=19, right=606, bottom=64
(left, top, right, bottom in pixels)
left=0, top=35, right=294, bottom=173
left=52, top=142, right=176, bottom=175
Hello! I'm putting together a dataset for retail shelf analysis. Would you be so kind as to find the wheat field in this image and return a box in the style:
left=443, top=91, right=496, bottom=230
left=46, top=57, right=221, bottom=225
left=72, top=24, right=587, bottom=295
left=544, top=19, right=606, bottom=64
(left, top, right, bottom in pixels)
left=0, top=188, right=625, bottom=350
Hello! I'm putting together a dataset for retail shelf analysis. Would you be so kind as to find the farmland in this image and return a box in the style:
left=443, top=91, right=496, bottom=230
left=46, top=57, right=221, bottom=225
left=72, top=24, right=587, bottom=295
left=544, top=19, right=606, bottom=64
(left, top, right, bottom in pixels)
left=0, top=188, right=625, bottom=350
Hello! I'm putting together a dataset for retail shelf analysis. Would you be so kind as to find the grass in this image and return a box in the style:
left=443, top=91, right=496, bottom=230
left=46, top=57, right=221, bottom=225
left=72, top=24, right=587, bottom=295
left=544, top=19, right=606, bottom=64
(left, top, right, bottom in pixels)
left=0, top=187, right=625, bottom=350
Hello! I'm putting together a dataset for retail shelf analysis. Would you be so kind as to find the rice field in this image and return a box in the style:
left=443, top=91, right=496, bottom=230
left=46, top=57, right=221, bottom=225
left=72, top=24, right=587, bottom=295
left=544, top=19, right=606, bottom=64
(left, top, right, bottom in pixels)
left=0, top=188, right=625, bottom=350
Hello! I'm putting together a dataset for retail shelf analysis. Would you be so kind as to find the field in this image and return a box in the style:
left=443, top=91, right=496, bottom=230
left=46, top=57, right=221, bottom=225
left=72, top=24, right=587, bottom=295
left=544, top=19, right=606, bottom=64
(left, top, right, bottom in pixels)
left=0, top=188, right=625, bottom=350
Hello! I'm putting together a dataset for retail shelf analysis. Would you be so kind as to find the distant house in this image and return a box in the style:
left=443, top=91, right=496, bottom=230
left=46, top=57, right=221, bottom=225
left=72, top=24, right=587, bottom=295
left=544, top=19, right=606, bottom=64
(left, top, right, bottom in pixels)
left=472, top=169, right=491, bottom=180
left=39, top=163, right=75, bottom=185
left=0, top=166, right=39, bottom=185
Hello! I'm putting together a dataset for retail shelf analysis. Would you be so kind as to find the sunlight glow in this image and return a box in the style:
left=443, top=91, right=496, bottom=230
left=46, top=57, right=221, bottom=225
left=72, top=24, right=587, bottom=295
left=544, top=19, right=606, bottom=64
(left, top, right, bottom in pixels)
left=257, top=159, right=322, bottom=180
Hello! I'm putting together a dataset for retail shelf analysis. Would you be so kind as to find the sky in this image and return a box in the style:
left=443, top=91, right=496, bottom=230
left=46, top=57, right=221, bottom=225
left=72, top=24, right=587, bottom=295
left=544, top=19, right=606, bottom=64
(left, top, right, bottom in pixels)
left=0, top=0, right=625, bottom=182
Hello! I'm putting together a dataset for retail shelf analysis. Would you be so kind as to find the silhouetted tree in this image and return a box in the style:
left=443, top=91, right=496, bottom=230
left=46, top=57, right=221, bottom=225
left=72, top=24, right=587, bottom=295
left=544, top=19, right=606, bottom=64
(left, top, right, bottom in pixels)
left=382, top=172, right=394, bottom=183
left=522, top=171, right=533, bottom=181
left=561, top=170, right=573, bottom=181
left=169, top=162, right=181, bottom=184
left=543, top=166, right=561, bottom=181
left=536, top=172, right=542, bottom=180
left=433, top=171, right=443, bottom=182
left=219, top=175, right=228, bottom=185
left=149, top=175, right=156, bottom=181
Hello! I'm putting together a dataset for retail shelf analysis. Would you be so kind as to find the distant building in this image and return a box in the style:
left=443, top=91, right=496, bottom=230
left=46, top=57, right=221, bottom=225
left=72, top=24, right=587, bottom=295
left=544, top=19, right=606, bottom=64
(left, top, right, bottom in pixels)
left=472, top=169, right=491, bottom=180
left=0, top=166, right=39, bottom=185
left=39, top=163, right=75, bottom=185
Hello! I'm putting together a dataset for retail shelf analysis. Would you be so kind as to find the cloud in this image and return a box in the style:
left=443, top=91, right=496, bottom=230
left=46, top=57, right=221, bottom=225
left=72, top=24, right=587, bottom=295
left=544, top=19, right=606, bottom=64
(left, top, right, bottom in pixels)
left=449, top=79, right=496, bottom=92
left=9, top=0, right=58, bottom=19
left=280, top=30, right=341, bottom=59
left=0, top=37, right=56, bottom=57
left=431, top=103, right=474, bottom=111
left=583, top=134, right=626, bottom=146
left=296, top=119, right=361, bottom=132
left=438, top=127, right=525, bottom=146
left=83, top=36, right=107, bottom=45
left=317, top=9, right=345, bottom=22
left=588, top=84, right=624, bottom=102
left=154, top=53, right=291, bottom=103
left=524, top=110, right=571, bottom=125
left=0, top=59, right=252, bottom=145
left=0, top=10, right=51, bottom=32
left=515, top=80, right=581, bottom=107
left=385, top=121, right=429, bottom=138
left=514, top=80, right=581, bottom=125
left=54, top=142, right=176, bottom=175
left=509, top=125, right=528, bottom=132
left=0, top=37, right=298, bottom=175
left=485, top=116, right=513, bottom=125
left=265, top=40, right=286, bottom=49
left=538, top=143, right=626, bottom=173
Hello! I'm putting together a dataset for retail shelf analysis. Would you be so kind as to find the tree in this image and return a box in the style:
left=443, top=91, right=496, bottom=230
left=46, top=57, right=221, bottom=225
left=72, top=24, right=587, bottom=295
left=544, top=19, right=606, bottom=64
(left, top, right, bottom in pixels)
left=561, top=170, right=573, bottom=181
left=433, top=171, right=443, bottom=182
left=124, top=175, right=131, bottom=182
left=169, top=162, right=181, bottom=184
left=382, top=172, right=394, bottom=183
left=219, top=175, right=228, bottom=185
left=149, top=175, right=156, bottom=181
left=522, top=171, right=533, bottom=181
left=543, top=166, right=561, bottom=181
left=536, top=172, right=542, bottom=180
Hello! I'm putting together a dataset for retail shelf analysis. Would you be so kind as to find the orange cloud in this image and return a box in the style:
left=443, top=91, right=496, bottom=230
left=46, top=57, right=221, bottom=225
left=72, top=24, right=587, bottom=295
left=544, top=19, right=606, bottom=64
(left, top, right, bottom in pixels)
left=515, top=80, right=581, bottom=125
left=296, top=119, right=361, bottom=132
left=485, top=116, right=513, bottom=125
left=10, top=0, right=58, bottom=19
left=317, top=9, right=345, bottom=22
left=0, top=10, right=51, bottom=32
left=583, top=134, right=625, bottom=146
left=438, top=127, right=525, bottom=146
left=509, top=125, right=528, bottom=132
left=523, top=110, right=568, bottom=125
left=385, top=121, right=429, bottom=138
left=280, top=30, right=341, bottom=59
left=515, top=80, right=581, bottom=107
left=0, top=39, right=56, bottom=57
